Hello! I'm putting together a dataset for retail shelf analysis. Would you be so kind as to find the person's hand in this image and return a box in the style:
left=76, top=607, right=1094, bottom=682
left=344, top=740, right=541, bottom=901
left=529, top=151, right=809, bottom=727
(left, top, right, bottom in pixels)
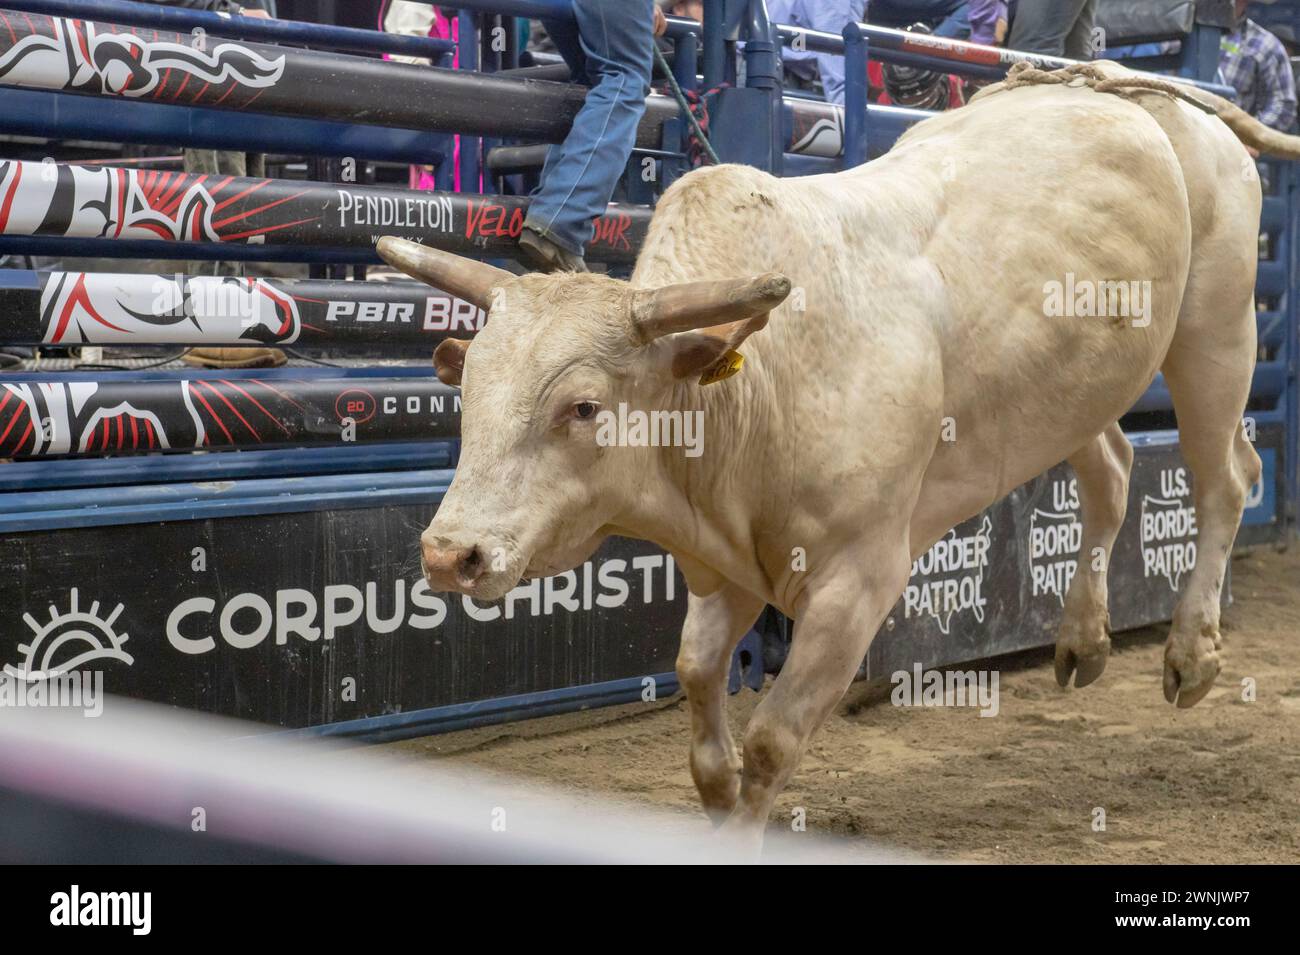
left=994, top=17, right=1008, bottom=45
left=653, top=6, right=667, bottom=37
left=240, top=6, right=272, bottom=17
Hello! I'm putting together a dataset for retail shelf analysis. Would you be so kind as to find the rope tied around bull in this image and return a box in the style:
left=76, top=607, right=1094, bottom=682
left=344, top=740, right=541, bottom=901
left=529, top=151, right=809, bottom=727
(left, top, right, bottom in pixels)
left=996, top=60, right=1217, bottom=116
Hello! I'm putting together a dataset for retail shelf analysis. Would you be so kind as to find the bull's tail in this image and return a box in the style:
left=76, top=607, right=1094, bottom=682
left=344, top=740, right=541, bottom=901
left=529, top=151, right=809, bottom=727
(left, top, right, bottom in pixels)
left=1178, top=85, right=1300, bottom=159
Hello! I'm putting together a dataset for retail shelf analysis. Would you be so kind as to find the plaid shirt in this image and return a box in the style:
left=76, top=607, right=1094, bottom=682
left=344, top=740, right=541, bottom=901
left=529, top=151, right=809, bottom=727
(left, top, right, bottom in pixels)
left=1220, top=18, right=1297, bottom=132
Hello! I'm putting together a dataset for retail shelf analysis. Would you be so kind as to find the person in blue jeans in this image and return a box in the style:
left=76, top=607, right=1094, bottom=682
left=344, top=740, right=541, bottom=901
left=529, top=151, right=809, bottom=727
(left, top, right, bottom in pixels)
left=520, top=1, right=665, bottom=273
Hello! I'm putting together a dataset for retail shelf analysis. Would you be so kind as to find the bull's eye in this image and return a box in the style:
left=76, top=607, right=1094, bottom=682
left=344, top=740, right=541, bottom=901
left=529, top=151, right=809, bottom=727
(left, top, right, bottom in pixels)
left=572, top=401, right=599, bottom=420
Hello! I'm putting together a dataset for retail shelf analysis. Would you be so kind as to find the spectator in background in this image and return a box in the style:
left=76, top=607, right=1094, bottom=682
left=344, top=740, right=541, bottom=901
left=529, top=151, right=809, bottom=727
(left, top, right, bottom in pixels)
left=865, top=3, right=1008, bottom=110
left=143, top=0, right=268, bottom=16
left=769, top=1, right=864, bottom=106
left=1006, top=0, right=1095, bottom=60
left=1220, top=0, right=1297, bottom=136
left=966, top=0, right=1008, bottom=47
left=869, top=1, right=1007, bottom=47
left=665, top=0, right=702, bottom=22
left=518, top=1, right=665, bottom=272
left=381, top=2, right=442, bottom=65
left=381, top=2, right=464, bottom=191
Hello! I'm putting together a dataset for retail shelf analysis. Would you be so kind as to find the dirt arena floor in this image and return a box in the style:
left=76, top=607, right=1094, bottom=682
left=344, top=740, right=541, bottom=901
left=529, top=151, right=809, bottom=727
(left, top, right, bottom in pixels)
left=386, top=547, right=1300, bottom=863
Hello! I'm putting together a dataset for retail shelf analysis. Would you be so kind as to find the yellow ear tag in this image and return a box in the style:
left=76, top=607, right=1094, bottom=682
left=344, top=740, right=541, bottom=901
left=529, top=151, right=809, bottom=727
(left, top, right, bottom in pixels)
left=699, top=350, right=744, bottom=386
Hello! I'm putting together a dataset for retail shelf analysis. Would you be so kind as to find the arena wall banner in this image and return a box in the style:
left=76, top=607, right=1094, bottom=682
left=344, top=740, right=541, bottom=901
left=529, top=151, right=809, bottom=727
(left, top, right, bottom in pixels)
left=0, top=375, right=460, bottom=457
left=0, top=270, right=482, bottom=347
left=0, top=479, right=687, bottom=737
left=0, top=426, right=1281, bottom=738
left=0, top=159, right=649, bottom=262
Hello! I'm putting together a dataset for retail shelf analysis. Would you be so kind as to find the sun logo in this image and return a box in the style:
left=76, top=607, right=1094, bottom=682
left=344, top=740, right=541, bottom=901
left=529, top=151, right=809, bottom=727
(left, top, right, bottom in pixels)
left=3, top=589, right=133, bottom=681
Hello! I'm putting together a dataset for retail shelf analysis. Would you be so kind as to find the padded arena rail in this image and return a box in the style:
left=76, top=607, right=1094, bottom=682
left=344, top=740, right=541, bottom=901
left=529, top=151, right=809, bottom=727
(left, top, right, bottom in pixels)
left=0, top=271, right=479, bottom=347
left=0, top=159, right=649, bottom=264
left=0, top=8, right=671, bottom=146
left=3, top=0, right=458, bottom=60
left=0, top=373, right=460, bottom=458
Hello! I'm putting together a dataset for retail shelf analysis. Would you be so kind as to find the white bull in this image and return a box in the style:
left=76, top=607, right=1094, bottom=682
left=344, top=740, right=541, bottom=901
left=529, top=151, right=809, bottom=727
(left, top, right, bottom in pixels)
left=378, top=62, right=1291, bottom=853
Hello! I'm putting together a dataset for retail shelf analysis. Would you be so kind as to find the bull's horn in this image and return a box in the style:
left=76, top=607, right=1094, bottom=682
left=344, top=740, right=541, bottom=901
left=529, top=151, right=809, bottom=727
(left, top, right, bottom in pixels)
left=376, top=236, right=511, bottom=310
left=629, top=273, right=792, bottom=342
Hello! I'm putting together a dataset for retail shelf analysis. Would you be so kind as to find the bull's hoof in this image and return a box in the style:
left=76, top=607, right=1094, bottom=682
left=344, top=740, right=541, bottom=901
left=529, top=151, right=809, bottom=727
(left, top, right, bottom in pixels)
left=1162, top=661, right=1180, bottom=704
left=1053, top=627, right=1111, bottom=689
left=1073, top=651, right=1109, bottom=688
left=1162, top=645, right=1222, bottom=708
left=1055, top=646, right=1110, bottom=688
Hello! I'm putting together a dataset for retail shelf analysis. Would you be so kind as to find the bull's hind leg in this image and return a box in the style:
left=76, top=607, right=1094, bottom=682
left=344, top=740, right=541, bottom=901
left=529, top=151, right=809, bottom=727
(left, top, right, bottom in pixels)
left=676, top=584, right=764, bottom=823
left=1161, top=299, right=1262, bottom=707
left=1055, top=423, right=1134, bottom=688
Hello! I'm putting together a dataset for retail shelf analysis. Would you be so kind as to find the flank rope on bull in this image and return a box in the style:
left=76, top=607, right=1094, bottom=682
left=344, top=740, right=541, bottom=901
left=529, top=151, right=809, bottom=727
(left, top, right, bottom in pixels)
left=995, top=60, right=1217, bottom=115
left=983, top=60, right=1300, bottom=161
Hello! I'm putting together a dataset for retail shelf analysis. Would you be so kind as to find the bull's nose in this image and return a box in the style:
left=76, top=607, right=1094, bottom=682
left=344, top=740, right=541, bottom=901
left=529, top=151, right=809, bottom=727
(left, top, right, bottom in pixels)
left=421, top=540, right=486, bottom=591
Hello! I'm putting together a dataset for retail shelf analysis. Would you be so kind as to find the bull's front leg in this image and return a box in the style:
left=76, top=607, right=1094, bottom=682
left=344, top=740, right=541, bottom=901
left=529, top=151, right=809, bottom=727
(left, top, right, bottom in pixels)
left=721, top=538, right=913, bottom=855
left=675, top=584, right=765, bottom=823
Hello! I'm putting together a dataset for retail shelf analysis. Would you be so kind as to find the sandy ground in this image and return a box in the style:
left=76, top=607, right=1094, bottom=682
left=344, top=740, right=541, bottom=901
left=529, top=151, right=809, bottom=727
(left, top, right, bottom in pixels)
left=385, top=547, right=1300, bottom=863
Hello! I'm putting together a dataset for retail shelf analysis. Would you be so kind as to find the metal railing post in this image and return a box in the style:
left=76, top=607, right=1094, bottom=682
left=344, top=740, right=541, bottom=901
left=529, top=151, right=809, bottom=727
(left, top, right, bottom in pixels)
left=842, top=23, right=868, bottom=168
left=457, top=10, right=482, bottom=194
left=673, top=29, right=700, bottom=94
left=703, top=0, right=727, bottom=89
left=741, top=1, right=783, bottom=173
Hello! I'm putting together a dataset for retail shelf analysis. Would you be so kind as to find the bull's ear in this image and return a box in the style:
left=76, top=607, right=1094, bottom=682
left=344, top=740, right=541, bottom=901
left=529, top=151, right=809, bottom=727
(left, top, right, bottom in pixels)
left=434, top=337, right=470, bottom=386
left=666, top=316, right=768, bottom=379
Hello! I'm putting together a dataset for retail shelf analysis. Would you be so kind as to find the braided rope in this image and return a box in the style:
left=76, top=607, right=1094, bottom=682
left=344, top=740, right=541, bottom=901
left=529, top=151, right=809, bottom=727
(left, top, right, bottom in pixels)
left=653, top=44, right=722, bottom=166
left=998, top=60, right=1217, bottom=115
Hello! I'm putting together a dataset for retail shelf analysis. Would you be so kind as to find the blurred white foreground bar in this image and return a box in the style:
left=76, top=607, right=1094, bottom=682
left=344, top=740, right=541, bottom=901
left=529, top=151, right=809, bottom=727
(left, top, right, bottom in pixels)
left=0, top=697, right=917, bottom=864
